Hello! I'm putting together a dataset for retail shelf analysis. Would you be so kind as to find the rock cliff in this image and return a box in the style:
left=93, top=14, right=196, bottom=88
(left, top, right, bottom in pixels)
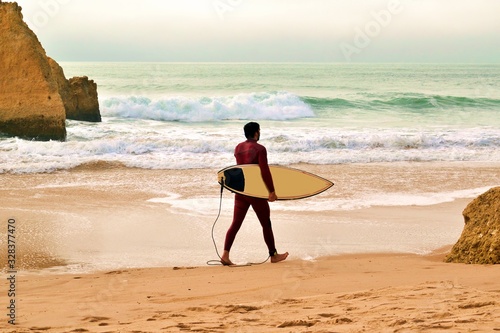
left=0, top=2, right=101, bottom=141
left=0, top=1, right=66, bottom=140
left=446, top=187, right=500, bottom=264
left=48, top=58, right=101, bottom=122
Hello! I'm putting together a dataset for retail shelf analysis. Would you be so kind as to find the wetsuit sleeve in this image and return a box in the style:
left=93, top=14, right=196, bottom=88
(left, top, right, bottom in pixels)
left=258, top=147, right=275, bottom=193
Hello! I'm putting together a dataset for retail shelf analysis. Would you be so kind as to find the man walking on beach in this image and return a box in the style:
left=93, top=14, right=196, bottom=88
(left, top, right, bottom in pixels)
left=221, top=122, right=289, bottom=265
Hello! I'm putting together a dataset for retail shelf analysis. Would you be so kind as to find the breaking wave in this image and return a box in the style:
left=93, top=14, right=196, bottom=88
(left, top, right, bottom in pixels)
left=102, top=91, right=315, bottom=122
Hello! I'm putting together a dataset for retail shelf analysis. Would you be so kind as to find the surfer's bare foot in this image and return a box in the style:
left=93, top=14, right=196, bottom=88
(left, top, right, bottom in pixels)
left=271, top=252, right=289, bottom=263
left=221, top=251, right=234, bottom=266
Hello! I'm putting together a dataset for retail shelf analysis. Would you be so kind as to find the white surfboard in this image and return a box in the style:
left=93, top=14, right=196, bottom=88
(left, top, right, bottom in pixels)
left=217, top=164, right=333, bottom=200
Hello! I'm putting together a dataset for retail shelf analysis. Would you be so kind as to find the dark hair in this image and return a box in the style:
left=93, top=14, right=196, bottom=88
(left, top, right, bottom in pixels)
left=244, top=122, right=260, bottom=139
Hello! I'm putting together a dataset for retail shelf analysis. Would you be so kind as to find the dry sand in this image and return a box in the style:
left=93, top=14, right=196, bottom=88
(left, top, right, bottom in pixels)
left=2, top=251, right=500, bottom=332
left=1, top=162, right=500, bottom=332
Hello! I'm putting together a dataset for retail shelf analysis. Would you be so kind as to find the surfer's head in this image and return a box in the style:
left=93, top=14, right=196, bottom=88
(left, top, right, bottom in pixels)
left=244, top=122, right=260, bottom=140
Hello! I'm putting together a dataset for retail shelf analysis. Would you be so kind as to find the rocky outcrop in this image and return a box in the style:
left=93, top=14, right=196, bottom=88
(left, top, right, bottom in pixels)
left=0, top=2, right=101, bottom=141
left=446, top=187, right=500, bottom=264
left=48, top=58, right=101, bottom=122
left=0, top=2, right=66, bottom=140
left=67, top=76, right=101, bottom=122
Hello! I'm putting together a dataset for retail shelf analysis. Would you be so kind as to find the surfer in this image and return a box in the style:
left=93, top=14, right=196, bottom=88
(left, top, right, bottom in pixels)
left=221, top=122, right=289, bottom=265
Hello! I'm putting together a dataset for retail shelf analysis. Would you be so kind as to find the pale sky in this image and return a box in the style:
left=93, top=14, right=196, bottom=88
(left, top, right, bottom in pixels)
left=14, top=0, right=500, bottom=62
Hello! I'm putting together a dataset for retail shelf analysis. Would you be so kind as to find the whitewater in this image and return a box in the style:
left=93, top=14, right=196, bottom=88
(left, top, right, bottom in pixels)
left=0, top=62, right=499, bottom=173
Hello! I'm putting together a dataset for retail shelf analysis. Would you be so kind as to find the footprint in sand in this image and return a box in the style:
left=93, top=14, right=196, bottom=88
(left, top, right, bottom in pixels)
left=29, top=328, right=51, bottom=331
left=458, top=301, right=495, bottom=309
left=277, top=319, right=317, bottom=328
left=214, top=304, right=262, bottom=314
left=81, top=316, right=111, bottom=327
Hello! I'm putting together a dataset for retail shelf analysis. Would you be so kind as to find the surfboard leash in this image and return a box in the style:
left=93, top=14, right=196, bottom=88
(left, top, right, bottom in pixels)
left=206, top=177, right=270, bottom=267
left=206, top=180, right=225, bottom=266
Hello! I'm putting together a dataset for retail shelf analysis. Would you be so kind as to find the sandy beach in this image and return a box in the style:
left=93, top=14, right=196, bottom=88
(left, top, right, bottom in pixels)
left=1, top=162, right=500, bottom=332
left=2, top=251, right=500, bottom=332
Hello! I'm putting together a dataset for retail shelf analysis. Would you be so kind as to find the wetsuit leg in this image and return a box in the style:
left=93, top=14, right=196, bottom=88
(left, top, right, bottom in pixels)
left=249, top=197, right=277, bottom=256
left=224, top=194, right=251, bottom=252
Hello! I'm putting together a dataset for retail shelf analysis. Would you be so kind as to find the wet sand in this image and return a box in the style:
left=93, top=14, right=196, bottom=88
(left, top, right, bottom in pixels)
left=1, top=161, right=499, bottom=270
left=1, top=162, right=499, bottom=331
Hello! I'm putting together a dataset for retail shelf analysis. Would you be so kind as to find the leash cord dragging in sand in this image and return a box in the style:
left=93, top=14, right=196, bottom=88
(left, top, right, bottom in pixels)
left=206, top=178, right=269, bottom=267
left=206, top=181, right=225, bottom=266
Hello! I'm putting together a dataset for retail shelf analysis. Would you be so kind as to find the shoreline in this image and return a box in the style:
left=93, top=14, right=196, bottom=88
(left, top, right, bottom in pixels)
left=1, top=161, right=499, bottom=273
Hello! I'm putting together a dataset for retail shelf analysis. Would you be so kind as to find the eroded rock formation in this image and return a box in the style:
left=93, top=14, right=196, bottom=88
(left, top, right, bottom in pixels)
left=446, top=187, right=500, bottom=264
left=0, top=1, right=101, bottom=141
left=0, top=2, right=66, bottom=140
left=49, top=58, right=101, bottom=122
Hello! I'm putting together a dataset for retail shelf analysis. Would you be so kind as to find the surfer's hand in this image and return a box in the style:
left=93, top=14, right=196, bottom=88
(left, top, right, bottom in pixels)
left=268, top=191, right=277, bottom=202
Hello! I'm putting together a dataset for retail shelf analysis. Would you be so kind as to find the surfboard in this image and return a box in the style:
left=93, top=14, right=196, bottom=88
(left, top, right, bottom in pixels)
left=217, top=164, right=333, bottom=200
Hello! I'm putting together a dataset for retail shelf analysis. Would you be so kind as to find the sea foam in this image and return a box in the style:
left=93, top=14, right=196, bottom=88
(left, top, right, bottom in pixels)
left=2, top=62, right=500, bottom=174
left=1, top=124, right=499, bottom=174
left=102, top=91, right=315, bottom=122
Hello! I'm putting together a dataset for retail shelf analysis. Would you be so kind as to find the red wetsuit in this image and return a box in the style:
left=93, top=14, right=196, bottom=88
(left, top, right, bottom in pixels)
left=224, top=139, right=277, bottom=257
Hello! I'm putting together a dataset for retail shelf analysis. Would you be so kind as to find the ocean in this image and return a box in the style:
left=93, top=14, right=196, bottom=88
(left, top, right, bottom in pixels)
left=1, top=63, right=499, bottom=173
